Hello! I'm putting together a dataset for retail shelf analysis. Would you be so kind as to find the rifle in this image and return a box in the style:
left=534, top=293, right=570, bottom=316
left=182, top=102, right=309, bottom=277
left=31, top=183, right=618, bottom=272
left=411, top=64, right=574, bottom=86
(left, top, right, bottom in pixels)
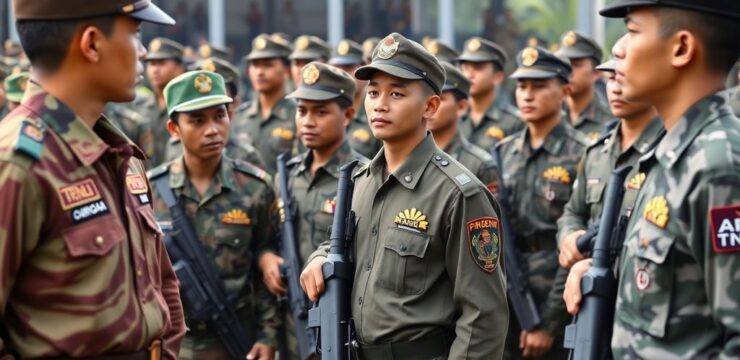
left=308, top=160, right=358, bottom=360
left=563, top=165, right=633, bottom=360
left=276, top=153, right=318, bottom=360
left=153, top=175, right=253, bottom=360
left=492, top=145, right=542, bottom=331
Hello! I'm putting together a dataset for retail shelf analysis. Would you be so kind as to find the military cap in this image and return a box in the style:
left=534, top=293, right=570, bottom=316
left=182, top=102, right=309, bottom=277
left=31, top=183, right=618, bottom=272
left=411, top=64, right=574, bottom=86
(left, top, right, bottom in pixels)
left=329, top=39, right=364, bottom=66
left=12, top=0, right=174, bottom=25
left=289, top=35, right=332, bottom=61
left=426, top=39, right=460, bottom=63
left=526, top=36, right=548, bottom=48
left=510, top=46, right=572, bottom=83
left=362, top=37, right=381, bottom=63
left=457, top=37, right=508, bottom=70
left=355, top=33, right=446, bottom=95
left=193, top=57, right=240, bottom=85
left=596, top=58, right=617, bottom=72
left=164, top=70, right=233, bottom=116
left=198, top=43, right=230, bottom=62
left=4, top=71, right=31, bottom=103
left=287, top=62, right=356, bottom=103
left=555, top=31, right=603, bottom=63
left=271, top=33, right=294, bottom=50
left=600, top=0, right=740, bottom=20
left=245, top=33, right=292, bottom=61
left=440, top=61, right=471, bottom=98
left=145, top=37, right=184, bottom=61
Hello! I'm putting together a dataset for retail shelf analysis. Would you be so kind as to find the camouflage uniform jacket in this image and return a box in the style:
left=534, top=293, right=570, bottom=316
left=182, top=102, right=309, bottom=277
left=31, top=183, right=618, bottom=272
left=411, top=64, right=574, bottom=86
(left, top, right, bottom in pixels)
left=231, top=97, right=296, bottom=174
left=565, top=94, right=612, bottom=143
left=612, top=92, right=740, bottom=358
left=497, top=121, right=589, bottom=334
left=105, top=102, right=154, bottom=159
left=148, top=156, right=279, bottom=348
left=0, top=82, right=185, bottom=359
left=459, top=101, right=524, bottom=152
left=557, top=117, right=664, bottom=244
left=165, top=137, right=266, bottom=170
left=443, top=130, right=502, bottom=196
left=132, top=93, right=170, bottom=167
left=729, top=85, right=740, bottom=117
left=347, top=106, right=381, bottom=159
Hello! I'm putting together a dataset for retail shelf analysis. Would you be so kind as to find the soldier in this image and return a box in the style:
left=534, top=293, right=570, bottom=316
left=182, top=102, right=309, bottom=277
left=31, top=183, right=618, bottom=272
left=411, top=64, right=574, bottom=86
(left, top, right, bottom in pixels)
left=563, top=0, right=740, bottom=358
left=557, top=58, right=663, bottom=269
left=458, top=36, right=523, bottom=151
left=167, top=57, right=266, bottom=168
left=134, top=37, right=185, bottom=166
left=425, top=38, right=460, bottom=63
left=2, top=71, right=30, bottom=112
left=428, top=61, right=501, bottom=195
left=301, top=33, right=508, bottom=359
left=555, top=31, right=612, bottom=142
left=329, top=39, right=381, bottom=159
left=0, top=1, right=186, bottom=358
left=148, top=70, right=278, bottom=360
left=288, top=35, right=331, bottom=88
left=496, top=47, right=589, bottom=359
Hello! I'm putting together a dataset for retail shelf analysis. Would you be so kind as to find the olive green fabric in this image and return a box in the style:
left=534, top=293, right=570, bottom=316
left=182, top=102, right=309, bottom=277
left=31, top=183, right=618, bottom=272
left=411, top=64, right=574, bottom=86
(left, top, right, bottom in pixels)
left=440, top=61, right=470, bottom=97
left=245, top=33, right=292, bottom=61
left=555, top=30, right=603, bottom=63
left=425, top=39, right=460, bottom=63
left=287, top=62, right=356, bottom=103
left=329, top=39, right=364, bottom=66
left=510, top=46, right=572, bottom=83
left=457, top=36, right=508, bottom=70
left=289, top=35, right=331, bottom=61
left=13, top=0, right=174, bottom=24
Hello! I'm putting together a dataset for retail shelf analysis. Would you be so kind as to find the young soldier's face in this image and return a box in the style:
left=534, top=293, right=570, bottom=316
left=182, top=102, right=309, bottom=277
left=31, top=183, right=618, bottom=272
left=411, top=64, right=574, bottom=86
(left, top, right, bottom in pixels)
left=365, top=72, right=436, bottom=143
left=460, top=62, right=498, bottom=97
left=606, top=72, right=654, bottom=120
left=295, top=99, right=350, bottom=151
left=515, top=78, right=568, bottom=123
left=569, top=58, right=599, bottom=97
left=249, top=58, right=287, bottom=93
left=97, top=17, right=146, bottom=102
left=168, top=105, right=230, bottom=161
left=428, top=91, right=465, bottom=133
left=146, top=59, right=184, bottom=90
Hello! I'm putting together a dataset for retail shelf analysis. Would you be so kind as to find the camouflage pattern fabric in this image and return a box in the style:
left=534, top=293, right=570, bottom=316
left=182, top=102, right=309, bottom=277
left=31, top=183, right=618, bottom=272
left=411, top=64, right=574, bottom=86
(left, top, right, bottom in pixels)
left=105, top=102, right=154, bottom=159
left=132, top=93, right=170, bottom=167
left=165, top=137, right=266, bottom=170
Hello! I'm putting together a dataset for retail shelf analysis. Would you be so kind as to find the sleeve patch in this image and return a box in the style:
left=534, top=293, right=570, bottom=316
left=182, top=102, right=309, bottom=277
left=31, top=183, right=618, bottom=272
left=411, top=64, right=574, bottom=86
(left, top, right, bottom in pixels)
left=467, top=217, right=501, bottom=273
left=711, top=205, right=740, bottom=253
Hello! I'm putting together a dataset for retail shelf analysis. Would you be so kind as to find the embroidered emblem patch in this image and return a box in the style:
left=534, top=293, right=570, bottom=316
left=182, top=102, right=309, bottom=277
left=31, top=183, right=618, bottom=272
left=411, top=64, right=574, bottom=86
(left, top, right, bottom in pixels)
left=149, top=39, right=162, bottom=52
left=194, top=73, right=213, bottom=94
left=271, top=127, right=295, bottom=140
left=644, top=196, right=669, bottom=229
left=467, top=217, right=500, bottom=273
left=486, top=126, right=505, bottom=140
left=199, top=44, right=212, bottom=58
left=352, top=129, right=371, bottom=142
left=222, top=209, right=252, bottom=225
left=302, top=64, right=320, bottom=85
left=635, top=267, right=651, bottom=291
left=543, top=166, right=571, bottom=184
left=22, top=122, right=44, bottom=142
left=627, top=173, right=646, bottom=190
left=428, top=41, right=439, bottom=55
left=377, top=36, right=399, bottom=60
left=296, top=36, right=310, bottom=50
left=254, top=37, right=267, bottom=50
left=467, top=38, right=481, bottom=52
left=126, top=173, right=148, bottom=194
left=394, top=208, right=428, bottom=232
left=338, top=40, right=350, bottom=55
left=322, top=198, right=337, bottom=214
left=202, top=58, right=217, bottom=72
left=58, top=179, right=102, bottom=211
left=710, top=206, right=740, bottom=253
left=587, top=132, right=601, bottom=142
left=71, top=199, right=110, bottom=224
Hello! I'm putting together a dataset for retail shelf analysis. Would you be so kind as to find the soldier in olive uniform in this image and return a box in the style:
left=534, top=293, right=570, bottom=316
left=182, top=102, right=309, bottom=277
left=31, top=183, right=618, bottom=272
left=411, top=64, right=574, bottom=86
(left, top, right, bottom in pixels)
left=496, top=47, right=589, bottom=359
left=232, top=34, right=296, bottom=174
left=0, top=2, right=186, bottom=358
left=289, top=35, right=331, bottom=88
left=329, top=39, right=381, bottom=159
left=133, top=37, right=185, bottom=166
left=148, top=71, right=279, bottom=360
left=428, top=61, right=501, bottom=195
left=555, top=31, right=612, bottom=142
left=564, top=1, right=740, bottom=358
left=301, top=33, right=508, bottom=360
left=3, top=71, right=30, bottom=112
left=458, top=36, right=523, bottom=151
left=425, top=38, right=460, bottom=63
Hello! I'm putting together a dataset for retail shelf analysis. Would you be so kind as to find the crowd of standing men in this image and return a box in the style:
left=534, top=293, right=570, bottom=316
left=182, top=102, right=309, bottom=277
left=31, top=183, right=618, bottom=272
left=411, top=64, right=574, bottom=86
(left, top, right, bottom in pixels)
left=0, top=0, right=739, bottom=359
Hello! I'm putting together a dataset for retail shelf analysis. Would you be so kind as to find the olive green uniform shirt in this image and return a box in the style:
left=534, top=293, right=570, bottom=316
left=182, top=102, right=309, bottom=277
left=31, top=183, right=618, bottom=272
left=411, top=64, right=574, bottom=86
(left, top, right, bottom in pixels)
left=565, top=94, right=612, bottom=143
left=231, top=98, right=297, bottom=174
left=347, top=106, right=381, bottom=159
left=459, top=102, right=523, bottom=152
left=443, top=131, right=502, bottom=195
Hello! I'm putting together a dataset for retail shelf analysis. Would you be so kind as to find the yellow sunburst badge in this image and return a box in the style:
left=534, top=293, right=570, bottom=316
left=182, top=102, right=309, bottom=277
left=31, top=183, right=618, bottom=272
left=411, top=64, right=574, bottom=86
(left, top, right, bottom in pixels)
left=222, top=209, right=252, bottom=225
left=521, top=47, right=539, bottom=66
left=486, top=126, right=505, bottom=140
left=149, top=39, right=162, bottom=52
left=588, top=132, right=601, bottom=142
left=467, top=38, right=481, bottom=52
left=394, top=208, right=429, bottom=232
left=563, top=31, right=577, bottom=47
left=303, top=64, right=320, bottom=85
left=194, top=73, right=213, bottom=94
left=363, top=39, right=376, bottom=54
left=377, top=36, right=399, bottom=59
left=338, top=41, right=350, bottom=55
left=627, top=173, right=646, bottom=190
left=272, top=127, right=295, bottom=140
left=352, top=129, right=371, bottom=142
left=543, top=166, right=571, bottom=184
left=644, top=196, right=669, bottom=229
left=427, top=41, right=439, bottom=55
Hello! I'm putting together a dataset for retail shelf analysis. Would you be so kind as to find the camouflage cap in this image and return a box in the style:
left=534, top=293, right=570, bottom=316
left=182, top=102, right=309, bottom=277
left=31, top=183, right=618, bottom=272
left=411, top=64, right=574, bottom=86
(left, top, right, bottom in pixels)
left=287, top=62, right=356, bottom=103
left=510, top=46, right=572, bottom=82
left=198, top=43, right=231, bottom=62
left=457, top=37, right=508, bottom=69
left=193, top=57, right=240, bottom=84
left=164, top=70, right=233, bottom=116
left=289, top=35, right=332, bottom=61
left=3, top=71, right=31, bottom=103
left=329, top=39, right=364, bottom=66
left=362, top=37, right=381, bottom=63
left=245, top=33, right=292, bottom=61
left=355, top=33, right=446, bottom=95
left=555, top=31, right=602, bottom=63
left=600, top=0, right=740, bottom=20
left=596, top=58, right=617, bottom=73
left=440, top=61, right=471, bottom=98
left=3, top=40, right=22, bottom=58
left=12, top=0, right=175, bottom=25
left=426, top=39, right=460, bottom=63
left=145, top=37, right=184, bottom=61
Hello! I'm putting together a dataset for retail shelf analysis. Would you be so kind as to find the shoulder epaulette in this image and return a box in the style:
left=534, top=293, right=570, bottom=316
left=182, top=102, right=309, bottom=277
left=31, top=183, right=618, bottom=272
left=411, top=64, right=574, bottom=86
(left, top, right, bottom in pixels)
left=286, top=153, right=305, bottom=168
left=432, top=152, right=479, bottom=198
left=233, top=159, right=272, bottom=183
left=14, top=119, right=46, bottom=161
left=146, top=162, right=170, bottom=181
left=464, top=142, right=497, bottom=168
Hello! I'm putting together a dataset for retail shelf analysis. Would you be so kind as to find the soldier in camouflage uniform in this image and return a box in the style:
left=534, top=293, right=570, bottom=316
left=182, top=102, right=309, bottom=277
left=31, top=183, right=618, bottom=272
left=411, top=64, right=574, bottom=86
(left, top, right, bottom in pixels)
left=428, top=61, right=502, bottom=195
left=496, top=47, right=589, bottom=359
left=232, top=34, right=296, bottom=174
left=458, top=36, right=523, bottom=151
left=555, top=31, right=612, bottom=142
left=329, top=39, right=381, bottom=159
left=148, top=70, right=279, bottom=360
left=105, top=102, right=155, bottom=159
left=563, top=1, right=740, bottom=358
left=0, top=2, right=186, bottom=358
left=289, top=36, right=331, bottom=89
left=2, top=71, right=30, bottom=112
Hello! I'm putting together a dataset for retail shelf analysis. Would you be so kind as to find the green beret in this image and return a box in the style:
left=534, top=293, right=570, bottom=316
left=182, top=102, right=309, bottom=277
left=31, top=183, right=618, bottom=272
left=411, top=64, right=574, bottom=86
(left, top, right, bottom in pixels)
left=13, top=0, right=174, bottom=25
left=164, top=70, right=233, bottom=116
left=145, top=37, right=184, bottom=61
left=555, top=31, right=603, bottom=63
left=245, top=33, right=292, bottom=61
left=287, top=62, right=356, bottom=103
left=4, top=71, right=31, bottom=103
left=290, top=35, right=332, bottom=61
left=329, top=39, right=364, bottom=66
left=510, top=46, right=572, bottom=83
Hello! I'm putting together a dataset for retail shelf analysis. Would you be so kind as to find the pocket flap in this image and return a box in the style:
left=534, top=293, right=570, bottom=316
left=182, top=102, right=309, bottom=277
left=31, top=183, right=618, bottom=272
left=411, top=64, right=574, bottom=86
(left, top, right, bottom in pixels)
left=635, top=225, right=675, bottom=265
left=384, top=228, right=431, bottom=258
left=585, top=181, right=606, bottom=204
left=137, top=206, right=164, bottom=235
left=62, top=215, right=125, bottom=258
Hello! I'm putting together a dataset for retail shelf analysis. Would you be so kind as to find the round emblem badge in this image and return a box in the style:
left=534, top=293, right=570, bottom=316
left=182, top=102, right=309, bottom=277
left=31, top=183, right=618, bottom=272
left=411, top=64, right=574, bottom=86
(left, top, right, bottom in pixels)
left=338, top=41, right=350, bottom=55
left=194, top=73, right=213, bottom=94
left=296, top=36, right=310, bottom=50
left=428, top=41, right=439, bottom=55
left=467, top=38, right=481, bottom=52
left=302, top=64, right=320, bottom=85
left=199, top=44, right=212, bottom=58
left=521, top=47, right=539, bottom=67
left=363, top=40, right=376, bottom=55
left=635, top=268, right=651, bottom=291
left=377, top=36, right=399, bottom=60
left=563, top=31, right=577, bottom=47
left=254, top=37, right=267, bottom=50
left=202, top=59, right=217, bottom=72
left=149, top=39, right=162, bottom=52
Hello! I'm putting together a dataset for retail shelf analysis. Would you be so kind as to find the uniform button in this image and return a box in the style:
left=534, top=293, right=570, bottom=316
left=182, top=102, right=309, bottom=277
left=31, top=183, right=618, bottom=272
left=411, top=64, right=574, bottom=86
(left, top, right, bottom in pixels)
left=434, top=155, right=442, bottom=161
left=379, top=194, right=384, bottom=200
left=366, top=263, right=372, bottom=271
left=400, top=245, right=408, bottom=252
left=440, top=160, right=449, bottom=166
left=371, top=227, right=378, bottom=236
left=404, top=175, right=413, bottom=183
left=358, top=297, right=363, bottom=304
left=234, top=239, right=241, bottom=245
left=95, top=236, right=104, bottom=247
left=137, top=267, right=143, bottom=277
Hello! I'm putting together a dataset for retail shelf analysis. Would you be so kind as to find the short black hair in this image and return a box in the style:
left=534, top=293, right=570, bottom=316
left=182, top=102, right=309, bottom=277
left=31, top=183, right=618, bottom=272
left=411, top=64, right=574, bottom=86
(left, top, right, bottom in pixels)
left=450, top=89, right=468, bottom=102
left=17, top=17, right=115, bottom=73
left=335, top=97, right=353, bottom=109
left=170, top=111, right=180, bottom=124
left=656, top=8, right=740, bottom=75
left=225, top=81, right=239, bottom=98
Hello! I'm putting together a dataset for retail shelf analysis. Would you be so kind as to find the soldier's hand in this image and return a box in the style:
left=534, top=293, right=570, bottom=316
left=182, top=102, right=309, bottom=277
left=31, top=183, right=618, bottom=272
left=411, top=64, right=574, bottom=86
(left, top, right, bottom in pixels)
left=258, top=252, right=287, bottom=296
left=246, top=342, right=274, bottom=360
left=300, top=256, right=326, bottom=302
left=519, top=329, right=554, bottom=358
left=563, top=258, right=593, bottom=315
left=559, top=229, right=586, bottom=269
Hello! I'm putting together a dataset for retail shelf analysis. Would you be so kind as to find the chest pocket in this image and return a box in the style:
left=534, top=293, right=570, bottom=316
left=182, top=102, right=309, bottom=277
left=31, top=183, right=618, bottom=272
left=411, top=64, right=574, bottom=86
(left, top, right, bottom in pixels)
left=214, top=209, right=254, bottom=276
left=62, top=214, right=125, bottom=258
left=376, top=227, right=431, bottom=295
left=311, top=193, right=337, bottom=247
left=268, top=125, right=296, bottom=154
left=616, top=219, right=675, bottom=338
left=533, top=176, right=573, bottom=222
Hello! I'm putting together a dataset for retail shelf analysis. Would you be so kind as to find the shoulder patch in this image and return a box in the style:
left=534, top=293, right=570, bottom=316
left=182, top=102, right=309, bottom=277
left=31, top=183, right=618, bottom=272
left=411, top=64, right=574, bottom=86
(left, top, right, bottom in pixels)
left=15, top=119, right=46, bottom=160
left=467, top=217, right=501, bottom=273
left=233, top=159, right=272, bottom=183
left=432, top=153, right=479, bottom=198
left=146, top=163, right=170, bottom=180
left=710, top=205, right=740, bottom=253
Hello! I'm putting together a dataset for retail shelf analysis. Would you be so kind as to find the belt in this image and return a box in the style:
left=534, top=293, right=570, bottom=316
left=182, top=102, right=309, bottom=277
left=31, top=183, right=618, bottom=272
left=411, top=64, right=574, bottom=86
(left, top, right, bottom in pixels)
left=354, top=331, right=453, bottom=360
left=41, top=339, right=161, bottom=360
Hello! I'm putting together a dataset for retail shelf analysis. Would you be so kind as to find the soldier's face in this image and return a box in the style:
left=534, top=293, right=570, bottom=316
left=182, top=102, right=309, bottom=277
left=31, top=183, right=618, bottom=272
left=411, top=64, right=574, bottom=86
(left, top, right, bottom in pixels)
left=146, top=59, right=184, bottom=90
left=295, top=99, right=351, bottom=151
left=428, top=91, right=466, bottom=133
left=460, top=62, right=499, bottom=97
left=94, top=17, right=145, bottom=102
left=515, top=78, right=568, bottom=124
left=606, top=72, right=655, bottom=120
left=168, top=105, right=230, bottom=160
left=569, top=58, right=599, bottom=97
left=249, top=58, right=286, bottom=93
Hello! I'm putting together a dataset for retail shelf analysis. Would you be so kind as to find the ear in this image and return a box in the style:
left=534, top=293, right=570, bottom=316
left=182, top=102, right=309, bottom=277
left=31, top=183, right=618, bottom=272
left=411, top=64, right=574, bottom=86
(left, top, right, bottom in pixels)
left=166, top=118, right=180, bottom=138
left=455, top=99, right=469, bottom=119
left=78, top=25, right=105, bottom=64
left=493, top=70, right=505, bottom=86
left=562, top=82, right=573, bottom=98
left=423, top=94, right=441, bottom=120
left=343, top=107, right=355, bottom=128
left=670, top=30, right=697, bottom=69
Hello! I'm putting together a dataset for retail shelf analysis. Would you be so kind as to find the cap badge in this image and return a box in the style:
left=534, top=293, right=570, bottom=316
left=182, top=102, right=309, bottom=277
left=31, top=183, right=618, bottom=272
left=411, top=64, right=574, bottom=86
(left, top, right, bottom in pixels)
left=521, top=47, right=539, bottom=66
left=377, top=36, right=399, bottom=60
left=563, top=31, right=577, bottom=47
left=199, top=44, right=212, bottom=58
left=428, top=41, right=439, bottom=55
left=150, top=39, right=162, bottom=52
left=202, top=58, right=217, bottom=72
left=527, top=37, right=539, bottom=47
left=296, top=36, right=310, bottom=51
left=363, top=40, right=376, bottom=54
left=302, top=64, right=320, bottom=85
left=338, top=41, right=350, bottom=55
left=254, top=37, right=267, bottom=51
left=194, top=73, right=213, bottom=94
left=468, top=38, right=481, bottom=52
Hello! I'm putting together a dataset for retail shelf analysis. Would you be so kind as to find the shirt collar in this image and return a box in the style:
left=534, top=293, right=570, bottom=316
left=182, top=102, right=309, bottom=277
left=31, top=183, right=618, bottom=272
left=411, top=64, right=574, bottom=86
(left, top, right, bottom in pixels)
left=513, top=121, right=567, bottom=156
left=368, top=132, right=436, bottom=190
left=169, top=155, right=235, bottom=192
left=246, top=97, right=293, bottom=122
left=296, top=140, right=356, bottom=179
